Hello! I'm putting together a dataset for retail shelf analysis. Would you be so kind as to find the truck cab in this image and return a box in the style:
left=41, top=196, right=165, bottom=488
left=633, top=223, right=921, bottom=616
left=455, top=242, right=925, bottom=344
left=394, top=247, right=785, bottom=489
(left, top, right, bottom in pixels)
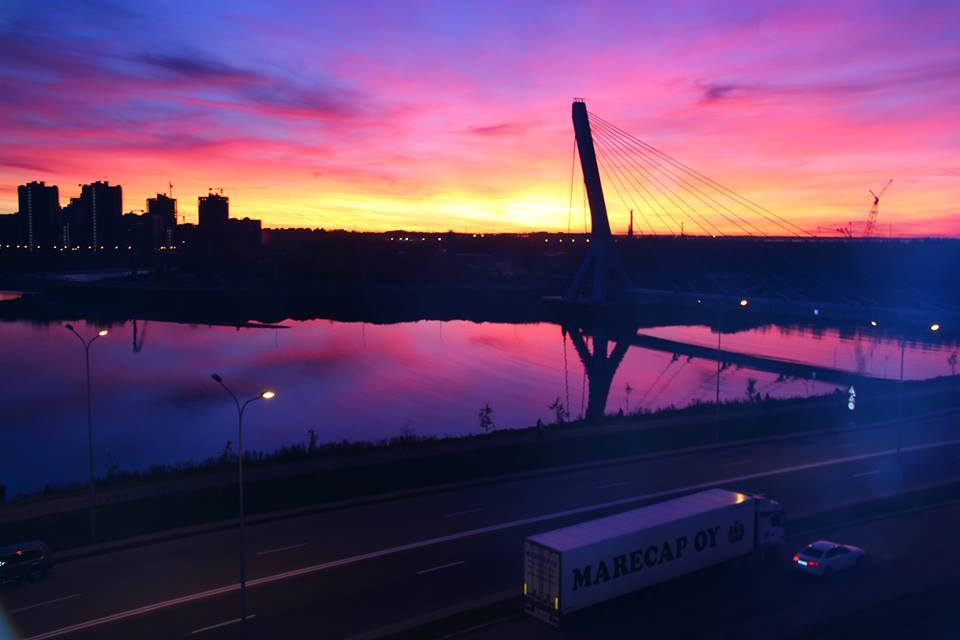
left=755, top=496, right=786, bottom=552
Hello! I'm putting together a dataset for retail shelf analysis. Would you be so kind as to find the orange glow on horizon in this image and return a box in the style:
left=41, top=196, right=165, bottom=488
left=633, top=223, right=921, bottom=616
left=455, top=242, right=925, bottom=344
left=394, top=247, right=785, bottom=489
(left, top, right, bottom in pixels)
left=2, top=2, right=958, bottom=237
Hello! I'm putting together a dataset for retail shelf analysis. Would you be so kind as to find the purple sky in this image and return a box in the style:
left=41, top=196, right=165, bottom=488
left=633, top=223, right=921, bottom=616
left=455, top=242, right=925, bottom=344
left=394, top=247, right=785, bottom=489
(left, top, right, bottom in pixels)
left=1, top=0, right=958, bottom=233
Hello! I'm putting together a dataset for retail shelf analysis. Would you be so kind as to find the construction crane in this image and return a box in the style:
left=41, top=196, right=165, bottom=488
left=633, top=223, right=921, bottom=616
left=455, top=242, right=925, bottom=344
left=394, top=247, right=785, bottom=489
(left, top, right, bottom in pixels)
left=814, top=178, right=894, bottom=238
left=815, top=223, right=853, bottom=238
left=864, top=178, right=892, bottom=237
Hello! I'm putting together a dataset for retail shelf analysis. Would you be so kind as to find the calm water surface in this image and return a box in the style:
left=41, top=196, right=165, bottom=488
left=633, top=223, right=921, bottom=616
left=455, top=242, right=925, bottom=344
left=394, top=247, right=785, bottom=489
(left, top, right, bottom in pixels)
left=2, top=317, right=957, bottom=494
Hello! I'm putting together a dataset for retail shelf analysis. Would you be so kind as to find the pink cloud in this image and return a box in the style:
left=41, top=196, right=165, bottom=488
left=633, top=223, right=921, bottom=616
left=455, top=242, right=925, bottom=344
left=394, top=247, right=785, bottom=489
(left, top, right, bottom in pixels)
left=0, top=1, right=957, bottom=234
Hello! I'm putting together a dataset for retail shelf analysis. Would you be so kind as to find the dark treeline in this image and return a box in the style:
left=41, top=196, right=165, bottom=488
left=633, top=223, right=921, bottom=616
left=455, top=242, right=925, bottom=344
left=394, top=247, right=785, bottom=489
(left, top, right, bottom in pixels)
left=1, top=233, right=958, bottom=330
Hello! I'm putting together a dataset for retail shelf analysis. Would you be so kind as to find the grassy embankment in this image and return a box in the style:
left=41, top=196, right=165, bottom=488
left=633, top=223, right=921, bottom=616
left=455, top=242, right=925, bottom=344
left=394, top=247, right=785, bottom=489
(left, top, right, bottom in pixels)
left=2, top=379, right=957, bottom=552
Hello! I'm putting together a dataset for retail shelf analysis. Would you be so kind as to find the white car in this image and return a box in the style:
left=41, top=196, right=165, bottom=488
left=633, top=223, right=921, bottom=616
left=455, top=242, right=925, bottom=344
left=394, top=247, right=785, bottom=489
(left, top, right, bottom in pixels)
left=792, top=540, right=865, bottom=576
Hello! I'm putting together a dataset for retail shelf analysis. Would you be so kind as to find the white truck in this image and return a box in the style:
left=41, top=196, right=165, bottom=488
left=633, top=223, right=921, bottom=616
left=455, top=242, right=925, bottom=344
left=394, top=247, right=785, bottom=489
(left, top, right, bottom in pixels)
left=522, top=488, right=785, bottom=625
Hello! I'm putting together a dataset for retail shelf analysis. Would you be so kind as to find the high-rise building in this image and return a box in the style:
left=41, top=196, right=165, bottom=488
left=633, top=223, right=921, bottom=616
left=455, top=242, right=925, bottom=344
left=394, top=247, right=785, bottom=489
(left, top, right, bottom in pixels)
left=147, top=193, right=177, bottom=227
left=17, top=181, right=60, bottom=250
left=76, top=181, right=122, bottom=250
left=61, top=197, right=82, bottom=248
left=198, top=193, right=229, bottom=230
left=147, top=193, right=177, bottom=247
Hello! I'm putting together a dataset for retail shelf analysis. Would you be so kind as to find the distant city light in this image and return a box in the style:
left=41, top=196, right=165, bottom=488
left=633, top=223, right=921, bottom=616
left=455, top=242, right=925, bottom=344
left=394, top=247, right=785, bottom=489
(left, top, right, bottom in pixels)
left=813, top=308, right=820, bottom=316
left=870, top=320, right=877, bottom=327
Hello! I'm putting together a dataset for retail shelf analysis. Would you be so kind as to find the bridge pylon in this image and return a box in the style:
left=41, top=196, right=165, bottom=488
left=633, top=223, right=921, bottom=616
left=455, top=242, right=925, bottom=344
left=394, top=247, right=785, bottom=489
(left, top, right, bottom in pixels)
left=564, top=99, right=632, bottom=304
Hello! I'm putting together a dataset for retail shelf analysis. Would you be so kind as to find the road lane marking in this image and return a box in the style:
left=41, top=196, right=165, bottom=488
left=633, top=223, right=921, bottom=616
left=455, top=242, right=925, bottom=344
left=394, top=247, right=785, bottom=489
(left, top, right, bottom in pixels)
left=189, top=615, right=256, bottom=635
left=24, top=435, right=960, bottom=640
left=441, top=508, right=484, bottom=518
left=256, top=543, right=307, bottom=556
left=852, top=470, right=883, bottom=478
left=415, top=561, right=465, bottom=575
left=9, top=594, right=83, bottom=614
left=595, top=482, right=629, bottom=489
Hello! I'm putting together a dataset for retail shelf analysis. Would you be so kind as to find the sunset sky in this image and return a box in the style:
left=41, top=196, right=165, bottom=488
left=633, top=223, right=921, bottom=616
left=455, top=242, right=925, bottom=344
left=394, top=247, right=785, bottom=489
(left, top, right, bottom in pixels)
left=1, top=0, right=958, bottom=235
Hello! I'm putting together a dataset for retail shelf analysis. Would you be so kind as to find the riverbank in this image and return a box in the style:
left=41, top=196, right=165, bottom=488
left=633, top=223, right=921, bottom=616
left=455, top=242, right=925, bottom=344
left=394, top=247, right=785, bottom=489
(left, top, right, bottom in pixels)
left=0, top=279, right=554, bottom=327
left=2, top=378, right=957, bottom=553
left=0, top=389, right=858, bottom=507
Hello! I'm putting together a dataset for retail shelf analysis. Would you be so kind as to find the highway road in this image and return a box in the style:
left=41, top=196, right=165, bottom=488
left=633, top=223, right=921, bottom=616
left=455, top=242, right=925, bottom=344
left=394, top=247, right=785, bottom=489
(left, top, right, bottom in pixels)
left=462, top=498, right=960, bottom=639
left=2, top=412, right=960, bottom=639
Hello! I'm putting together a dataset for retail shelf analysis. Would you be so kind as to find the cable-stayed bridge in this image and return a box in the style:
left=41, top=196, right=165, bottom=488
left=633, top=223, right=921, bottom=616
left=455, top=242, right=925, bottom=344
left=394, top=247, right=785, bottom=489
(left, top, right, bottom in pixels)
left=558, top=99, right=956, bottom=420
left=560, top=99, right=956, bottom=326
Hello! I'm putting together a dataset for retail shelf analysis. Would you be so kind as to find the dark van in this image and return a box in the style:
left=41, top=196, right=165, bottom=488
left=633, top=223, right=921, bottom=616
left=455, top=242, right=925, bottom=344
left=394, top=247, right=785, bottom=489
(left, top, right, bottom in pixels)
left=0, top=541, right=54, bottom=583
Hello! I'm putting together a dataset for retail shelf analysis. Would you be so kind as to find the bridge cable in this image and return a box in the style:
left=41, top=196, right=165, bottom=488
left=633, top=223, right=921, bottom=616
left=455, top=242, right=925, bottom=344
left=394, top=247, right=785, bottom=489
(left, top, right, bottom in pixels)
left=563, top=328, right=571, bottom=416
left=583, top=182, right=589, bottom=233
left=567, top=135, right=577, bottom=234
left=592, top=126, right=696, bottom=235
left=592, top=116, right=766, bottom=236
left=589, top=112, right=813, bottom=237
left=597, top=149, right=657, bottom=235
left=590, top=128, right=681, bottom=235
left=590, top=112, right=800, bottom=236
left=591, top=120, right=765, bottom=236
left=596, top=139, right=677, bottom=235
left=639, top=355, right=678, bottom=404
left=593, top=126, right=706, bottom=235
left=592, top=113, right=848, bottom=300
left=592, top=125, right=728, bottom=237
left=647, top=359, right=691, bottom=406
left=595, top=140, right=660, bottom=235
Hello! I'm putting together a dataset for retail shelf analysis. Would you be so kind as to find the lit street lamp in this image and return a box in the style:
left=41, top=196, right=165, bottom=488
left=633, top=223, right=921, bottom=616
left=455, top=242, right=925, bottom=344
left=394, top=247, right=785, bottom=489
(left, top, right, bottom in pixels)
left=65, top=324, right=108, bottom=542
left=211, top=373, right=275, bottom=637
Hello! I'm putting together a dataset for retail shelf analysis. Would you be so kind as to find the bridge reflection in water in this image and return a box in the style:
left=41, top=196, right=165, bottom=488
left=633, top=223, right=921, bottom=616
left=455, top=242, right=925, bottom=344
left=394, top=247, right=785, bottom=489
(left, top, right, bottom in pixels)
left=562, top=316, right=907, bottom=422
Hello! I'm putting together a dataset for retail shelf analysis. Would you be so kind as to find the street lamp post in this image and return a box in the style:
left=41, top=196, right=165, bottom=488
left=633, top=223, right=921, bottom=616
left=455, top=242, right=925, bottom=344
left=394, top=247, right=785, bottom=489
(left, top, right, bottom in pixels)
left=715, top=299, right=749, bottom=443
left=896, top=337, right=906, bottom=493
left=715, top=309, right=722, bottom=443
left=65, top=324, right=108, bottom=542
left=896, top=322, right=941, bottom=493
left=211, top=374, right=275, bottom=637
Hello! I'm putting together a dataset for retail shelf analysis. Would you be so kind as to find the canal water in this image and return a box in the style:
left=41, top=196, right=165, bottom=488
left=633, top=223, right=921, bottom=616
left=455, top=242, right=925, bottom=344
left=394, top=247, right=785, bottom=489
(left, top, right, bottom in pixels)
left=1, top=316, right=957, bottom=495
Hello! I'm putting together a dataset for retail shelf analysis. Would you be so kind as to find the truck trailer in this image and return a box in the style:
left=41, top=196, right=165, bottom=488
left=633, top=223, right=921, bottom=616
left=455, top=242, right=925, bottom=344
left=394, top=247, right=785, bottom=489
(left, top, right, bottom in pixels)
left=522, top=488, right=785, bottom=625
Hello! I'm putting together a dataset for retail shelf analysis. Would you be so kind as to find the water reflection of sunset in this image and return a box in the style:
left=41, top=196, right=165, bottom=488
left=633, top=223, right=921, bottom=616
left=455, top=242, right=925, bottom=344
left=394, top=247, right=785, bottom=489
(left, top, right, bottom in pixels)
left=2, top=317, right=956, bottom=494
